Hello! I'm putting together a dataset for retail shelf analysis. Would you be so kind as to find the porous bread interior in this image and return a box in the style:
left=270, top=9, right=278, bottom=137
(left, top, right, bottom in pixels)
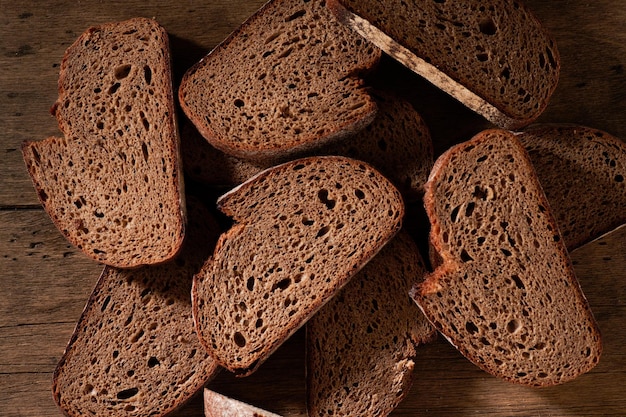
left=52, top=199, right=221, bottom=417
left=415, top=130, right=601, bottom=386
left=519, top=124, right=626, bottom=251
left=179, top=0, right=380, bottom=160
left=193, top=156, right=404, bottom=374
left=333, top=0, right=559, bottom=125
left=307, top=231, right=434, bottom=417
left=22, top=18, right=184, bottom=267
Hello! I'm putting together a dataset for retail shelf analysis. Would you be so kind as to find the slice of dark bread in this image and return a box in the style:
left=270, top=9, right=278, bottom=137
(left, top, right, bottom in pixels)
left=192, top=156, right=404, bottom=375
left=518, top=124, right=626, bottom=250
left=182, top=91, right=433, bottom=200
left=22, top=18, right=185, bottom=268
left=307, top=230, right=436, bottom=417
left=328, top=0, right=560, bottom=129
left=411, top=129, right=602, bottom=387
left=204, top=389, right=281, bottom=417
left=178, top=0, right=381, bottom=162
left=52, top=197, right=221, bottom=417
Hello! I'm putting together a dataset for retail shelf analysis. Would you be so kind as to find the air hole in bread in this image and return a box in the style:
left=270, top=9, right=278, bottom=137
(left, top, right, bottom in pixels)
left=100, top=295, right=111, bottom=312
left=116, top=387, right=139, bottom=400
left=450, top=205, right=460, bottom=222
left=507, top=319, right=521, bottom=334
left=272, top=278, right=292, bottom=292
left=511, top=274, right=525, bottom=290
left=316, top=225, right=331, bottom=238
left=465, top=321, right=479, bottom=335
left=479, top=17, right=497, bottom=35
left=131, top=329, right=144, bottom=343
left=233, top=332, right=246, bottom=347
left=247, top=277, right=255, bottom=291
left=234, top=99, right=245, bottom=108
left=143, top=65, right=152, bottom=85
left=114, top=64, right=132, bottom=80
left=318, top=189, right=336, bottom=209
left=108, top=82, right=121, bottom=95
left=147, top=356, right=160, bottom=368
left=460, top=249, right=473, bottom=262
left=354, top=189, right=365, bottom=199
left=285, top=9, right=306, bottom=22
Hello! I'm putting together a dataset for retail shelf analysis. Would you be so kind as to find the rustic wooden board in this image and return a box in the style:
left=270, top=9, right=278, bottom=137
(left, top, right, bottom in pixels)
left=1, top=1, right=625, bottom=416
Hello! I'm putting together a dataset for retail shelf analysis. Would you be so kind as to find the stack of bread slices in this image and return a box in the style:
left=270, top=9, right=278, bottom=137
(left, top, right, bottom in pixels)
left=23, top=0, right=626, bottom=416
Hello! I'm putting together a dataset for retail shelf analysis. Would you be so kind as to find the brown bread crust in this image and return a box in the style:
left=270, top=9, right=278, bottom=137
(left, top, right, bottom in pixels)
left=412, top=129, right=601, bottom=387
left=328, top=0, right=560, bottom=129
left=22, top=18, right=185, bottom=268
left=178, top=0, right=381, bottom=162
left=192, top=156, right=404, bottom=375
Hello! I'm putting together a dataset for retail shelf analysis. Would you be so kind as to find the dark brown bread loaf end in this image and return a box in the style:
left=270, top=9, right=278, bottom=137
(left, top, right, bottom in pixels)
left=204, top=389, right=282, bottom=417
left=178, top=0, right=381, bottom=162
left=307, top=230, right=436, bottom=417
left=22, top=18, right=185, bottom=268
left=328, top=0, right=560, bottom=129
left=192, top=156, right=404, bottom=375
left=518, top=124, right=626, bottom=250
left=412, top=129, right=601, bottom=387
left=52, top=198, right=222, bottom=417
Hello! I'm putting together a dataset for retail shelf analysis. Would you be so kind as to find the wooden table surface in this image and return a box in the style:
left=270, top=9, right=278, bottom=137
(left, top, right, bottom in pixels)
left=1, top=1, right=625, bottom=416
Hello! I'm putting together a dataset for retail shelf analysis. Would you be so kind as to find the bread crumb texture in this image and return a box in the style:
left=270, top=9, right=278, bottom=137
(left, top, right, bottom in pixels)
left=52, top=199, right=221, bottom=417
left=414, top=130, right=601, bottom=387
left=193, top=156, right=404, bottom=374
left=334, top=0, right=559, bottom=123
left=307, top=231, right=435, bottom=416
left=22, top=18, right=184, bottom=267
left=179, top=0, right=380, bottom=160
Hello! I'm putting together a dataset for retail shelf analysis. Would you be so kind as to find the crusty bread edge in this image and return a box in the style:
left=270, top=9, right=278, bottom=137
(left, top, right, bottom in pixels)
left=178, top=1, right=381, bottom=162
left=411, top=129, right=602, bottom=387
left=194, top=156, right=405, bottom=375
left=327, top=0, right=545, bottom=131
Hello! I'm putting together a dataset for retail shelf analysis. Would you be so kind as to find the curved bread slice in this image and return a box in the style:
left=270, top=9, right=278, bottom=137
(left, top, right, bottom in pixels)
left=412, top=130, right=601, bottom=386
left=518, top=124, right=626, bottom=250
left=328, top=0, right=559, bottom=129
left=182, top=91, right=433, bottom=200
left=52, top=198, right=221, bottom=417
left=307, top=230, right=435, bottom=417
left=22, top=18, right=185, bottom=267
left=192, top=156, right=404, bottom=375
left=204, top=389, right=281, bottom=417
left=178, top=0, right=381, bottom=161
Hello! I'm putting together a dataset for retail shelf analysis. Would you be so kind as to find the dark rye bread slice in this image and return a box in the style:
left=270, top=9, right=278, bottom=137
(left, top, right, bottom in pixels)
left=204, top=389, right=282, bottom=417
left=518, top=124, right=626, bottom=250
left=182, top=91, right=433, bottom=200
left=178, top=0, right=381, bottom=162
left=307, top=230, right=436, bottom=417
left=411, top=130, right=601, bottom=387
left=22, top=18, right=185, bottom=268
left=52, top=198, right=221, bottom=417
left=192, top=156, right=404, bottom=375
left=328, top=0, right=560, bottom=130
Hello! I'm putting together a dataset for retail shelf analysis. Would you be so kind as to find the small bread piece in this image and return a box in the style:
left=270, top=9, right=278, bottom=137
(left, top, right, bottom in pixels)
left=192, top=156, right=404, bottom=375
left=204, top=389, right=281, bottom=417
left=52, top=198, right=222, bottom=416
left=178, top=0, right=381, bottom=161
left=518, top=124, right=626, bottom=250
left=328, top=0, right=559, bottom=129
left=412, top=130, right=601, bottom=387
left=182, top=91, right=433, bottom=200
left=307, top=230, right=436, bottom=417
left=22, top=18, right=185, bottom=268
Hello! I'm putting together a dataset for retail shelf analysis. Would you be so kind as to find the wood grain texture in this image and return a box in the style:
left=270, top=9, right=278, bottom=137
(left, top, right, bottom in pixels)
left=0, top=0, right=624, bottom=416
